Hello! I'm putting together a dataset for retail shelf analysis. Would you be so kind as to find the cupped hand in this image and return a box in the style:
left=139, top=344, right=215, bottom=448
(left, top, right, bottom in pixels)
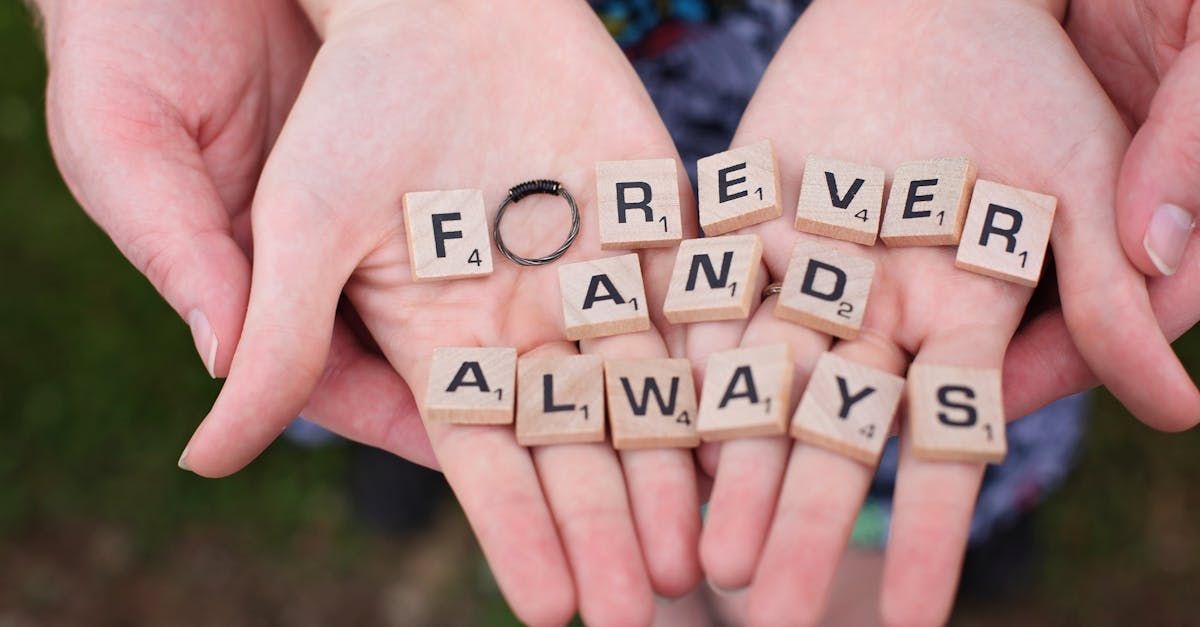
left=180, top=1, right=702, bottom=623
left=39, top=0, right=434, bottom=466
left=688, top=0, right=1177, bottom=623
left=1002, top=0, right=1200, bottom=422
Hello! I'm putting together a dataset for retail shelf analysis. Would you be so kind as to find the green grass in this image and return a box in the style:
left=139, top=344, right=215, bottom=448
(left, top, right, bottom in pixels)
left=1, top=1, right=1197, bottom=624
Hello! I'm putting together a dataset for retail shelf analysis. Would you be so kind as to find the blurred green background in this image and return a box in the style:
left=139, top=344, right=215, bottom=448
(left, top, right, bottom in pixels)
left=1, top=2, right=1197, bottom=625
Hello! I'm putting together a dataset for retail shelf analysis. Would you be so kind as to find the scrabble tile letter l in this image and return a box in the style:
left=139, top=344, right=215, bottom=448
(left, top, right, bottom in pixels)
left=697, top=140, right=783, bottom=236
left=402, top=189, right=494, bottom=281
left=424, top=347, right=517, bottom=424
left=516, top=354, right=606, bottom=446
left=596, top=159, right=683, bottom=249
left=955, top=180, right=1056, bottom=287
left=559, top=253, right=652, bottom=341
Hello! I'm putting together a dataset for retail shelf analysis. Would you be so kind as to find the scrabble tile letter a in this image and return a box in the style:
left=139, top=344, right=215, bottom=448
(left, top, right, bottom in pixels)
left=559, top=254, right=651, bottom=341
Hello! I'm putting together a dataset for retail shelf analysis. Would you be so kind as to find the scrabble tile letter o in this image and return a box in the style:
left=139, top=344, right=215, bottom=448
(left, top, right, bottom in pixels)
left=402, top=189, right=494, bottom=282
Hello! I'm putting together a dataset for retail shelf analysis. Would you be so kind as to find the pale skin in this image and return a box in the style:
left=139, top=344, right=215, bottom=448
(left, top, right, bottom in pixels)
left=693, top=0, right=1197, bottom=624
left=34, top=0, right=1199, bottom=624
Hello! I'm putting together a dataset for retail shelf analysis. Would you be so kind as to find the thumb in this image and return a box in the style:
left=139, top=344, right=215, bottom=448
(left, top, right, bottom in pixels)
left=49, top=126, right=251, bottom=378
left=1116, top=43, right=1200, bottom=277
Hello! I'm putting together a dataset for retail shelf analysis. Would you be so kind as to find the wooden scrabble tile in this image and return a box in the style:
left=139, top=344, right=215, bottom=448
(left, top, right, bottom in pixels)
left=880, top=157, right=978, bottom=246
left=794, top=155, right=886, bottom=245
left=905, top=364, right=1006, bottom=464
left=697, top=140, right=783, bottom=236
left=697, top=344, right=794, bottom=441
left=596, top=159, right=683, bottom=249
left=424, top=347, right=517, bottom=424
left=774, top=240, right=876, bottom=340
left=516, top=354, right=606, bottom=446
left=402, top=189, right=494, bottom=281
left=559, top=253, right=651, bottom=341
left=662, top=234, right=763, bottom=324
left=790, top=351, right=904, bottom=465
left=955, top=180, right=1057, bottom=287
left=605, top=358, right=699, bottom=450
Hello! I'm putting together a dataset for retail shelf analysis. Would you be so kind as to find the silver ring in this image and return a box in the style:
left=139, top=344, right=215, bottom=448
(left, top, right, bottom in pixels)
left=762, top=282, right=783, bottom=301
left=493, top=179, right=580, bottom=267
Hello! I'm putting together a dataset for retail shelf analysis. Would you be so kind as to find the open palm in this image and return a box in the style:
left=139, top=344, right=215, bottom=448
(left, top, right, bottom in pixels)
left=180, top=2, right=701, bottom=624
left=688, top=0, right=1173, bottom=623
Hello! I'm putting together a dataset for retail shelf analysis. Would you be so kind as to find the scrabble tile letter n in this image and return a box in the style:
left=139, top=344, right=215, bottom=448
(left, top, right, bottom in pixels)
left=662, top=234, right=763, bottom=324
left=697, top=140, right=783, bottom=236
left=794, top=156, right=886, bottom=245
left=402, top=189, right=494, bottom=281
left=516, top=354, right=606, bottom=446
left=906, top=364, right=1007, bottom=464
left=790, top=351, right=904, bottom=465
left=880, top=157, right=977, bottom=246
left=559, top=254, right=652, bottom=341
left=605, top=358, right=699, bottom=450
left=955, top=180, right=1056, bottom=287
left=775, top=240, right=876, bottom=340
left=596, top=159, right=683, bottom=249
left=424, top=347, right=517, bottom=424
left=697, top=344, right=794, bottom=441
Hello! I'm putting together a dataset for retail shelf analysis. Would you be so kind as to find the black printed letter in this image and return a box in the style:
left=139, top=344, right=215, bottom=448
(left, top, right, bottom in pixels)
left=936, top=385, right=977, bottom=427
left=979, top=204, right=1023, bottom=253
left=431, top=212, right=464, bottom=258
left=835, top=376, right=876, bottom=419
left=718, top=163, right=749, bottom=203
left=718, top=366, right=759, bottom=408
left=446, top=361, right=489, bottom=393
left=685, top=251, right=734, bottom=291
left=582, top=274, right=626, bottom=309
left=902, top=179, right=938, bottom=219
left=800, top=260, right=847, bottom=302
left=616, top=182, right=653, bottom=223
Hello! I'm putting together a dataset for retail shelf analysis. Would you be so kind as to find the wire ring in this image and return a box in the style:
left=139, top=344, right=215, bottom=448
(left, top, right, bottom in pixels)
left=493, top=179, right=581, bottom=267
left=762, top=282, right=783, bottom=301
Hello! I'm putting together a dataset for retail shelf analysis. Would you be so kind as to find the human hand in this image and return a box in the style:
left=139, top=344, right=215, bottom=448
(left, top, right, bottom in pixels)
left=38, top=0, right=434, bottom=467
left=1001, top=0, right=1200, bottom=422
left=689, top=0, right=1172, bottom=623
left=179, top=0, right=701, bottom=623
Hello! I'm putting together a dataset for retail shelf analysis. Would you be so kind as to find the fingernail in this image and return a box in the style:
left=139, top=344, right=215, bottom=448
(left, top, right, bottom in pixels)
left=177, top=445, right=192, bottom=471
left=186, top=309, right=219, bottom=378
left=1144, top=203, right=1195, bottom=276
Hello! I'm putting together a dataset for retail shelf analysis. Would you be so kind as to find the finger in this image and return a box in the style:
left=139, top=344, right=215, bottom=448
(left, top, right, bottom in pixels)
left=1051, top=135, right=1200, bottom=431
left=180, top=192, right=361, bottom=477
left=299, top=318, right=438, bottom=469
left=527, top=341, right=654, bottom=627
left=879, top=327, right=1010, bottom=627
left=401, top=338, right=578, bottom=627
left=45, top=118, right=249, bottom=378
left=582, top=330, right=701, bottom=599
left=746, top=332, right=907, bottom=626
left=1005, top=239, right=1200, bottom=418
left=700, top=300, right=832, bottom=592
left=1115, top=45, right=1200, bottom=277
